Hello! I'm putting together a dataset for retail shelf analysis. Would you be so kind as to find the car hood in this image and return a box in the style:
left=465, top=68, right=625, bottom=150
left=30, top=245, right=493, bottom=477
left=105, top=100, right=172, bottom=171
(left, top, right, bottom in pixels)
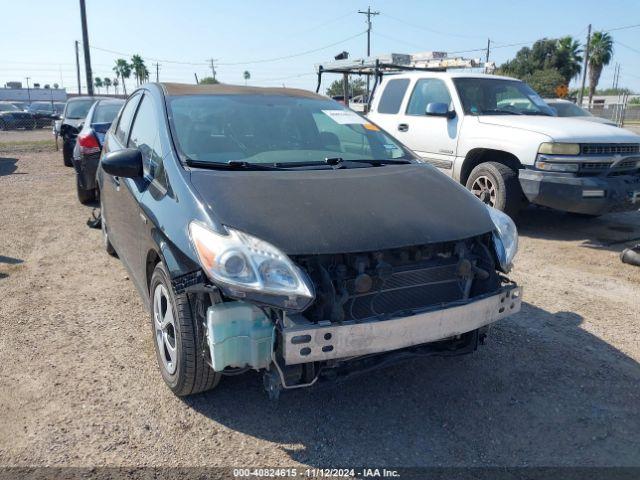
left=189, top=164, right=495, bottom=255
left=478, top=115, right=640, bottom=143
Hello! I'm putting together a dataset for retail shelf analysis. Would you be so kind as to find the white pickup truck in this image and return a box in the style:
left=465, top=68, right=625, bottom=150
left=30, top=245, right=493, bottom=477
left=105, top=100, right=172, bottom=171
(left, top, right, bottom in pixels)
left=367, top=72, right=640, bottom=217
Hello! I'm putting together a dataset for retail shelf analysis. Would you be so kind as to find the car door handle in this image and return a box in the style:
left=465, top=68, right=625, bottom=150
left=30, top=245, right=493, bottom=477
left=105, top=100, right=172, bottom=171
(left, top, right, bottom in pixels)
left=398, top=123, right=409, bottom=132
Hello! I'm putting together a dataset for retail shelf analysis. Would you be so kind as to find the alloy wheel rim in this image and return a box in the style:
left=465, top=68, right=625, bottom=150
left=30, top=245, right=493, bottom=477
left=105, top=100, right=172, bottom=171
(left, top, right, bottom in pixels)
left=153, top=284, right=177, bottom=375
left=471, top=175, right=497, bottom=206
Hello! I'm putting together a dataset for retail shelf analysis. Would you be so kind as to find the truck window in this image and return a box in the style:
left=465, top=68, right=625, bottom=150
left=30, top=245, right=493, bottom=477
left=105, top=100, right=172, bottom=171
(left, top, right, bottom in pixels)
left=406, top=79, right=452, bottom=115
left=377, top=79, right=409, bottom=114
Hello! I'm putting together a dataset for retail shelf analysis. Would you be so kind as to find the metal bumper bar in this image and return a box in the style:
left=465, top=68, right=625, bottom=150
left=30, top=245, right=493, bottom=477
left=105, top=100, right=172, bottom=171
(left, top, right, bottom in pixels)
left=282, top=286, right=521, bottom=365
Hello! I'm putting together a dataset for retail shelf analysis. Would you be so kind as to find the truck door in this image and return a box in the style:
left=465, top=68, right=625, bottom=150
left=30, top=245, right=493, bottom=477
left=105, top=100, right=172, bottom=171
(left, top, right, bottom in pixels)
left=395, top=78, right=460, bottom=176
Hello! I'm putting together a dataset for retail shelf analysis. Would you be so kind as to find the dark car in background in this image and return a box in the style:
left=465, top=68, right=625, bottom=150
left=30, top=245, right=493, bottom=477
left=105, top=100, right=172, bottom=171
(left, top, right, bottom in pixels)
left=97, top=82, right=520, bottom=398
left=72, top=98, right=124, bottom=203
left=59, top=96, right=106, bottom=166
left=0, top=102, right=36, bottom=130
left=27, top=101, right=66, bottom=128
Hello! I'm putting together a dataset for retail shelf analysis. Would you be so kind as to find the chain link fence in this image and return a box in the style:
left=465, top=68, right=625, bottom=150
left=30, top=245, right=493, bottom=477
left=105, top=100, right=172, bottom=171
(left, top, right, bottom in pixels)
left=0, top=100, right=65, bottom=131
left=588, top=103, right=640, bottom=126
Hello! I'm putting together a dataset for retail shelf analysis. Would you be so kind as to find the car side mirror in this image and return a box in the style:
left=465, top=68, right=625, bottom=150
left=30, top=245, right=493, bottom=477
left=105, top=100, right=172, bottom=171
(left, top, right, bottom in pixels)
left=425, top=102, right=456, bottom=119
left=101, top=148, right=143, bottom=178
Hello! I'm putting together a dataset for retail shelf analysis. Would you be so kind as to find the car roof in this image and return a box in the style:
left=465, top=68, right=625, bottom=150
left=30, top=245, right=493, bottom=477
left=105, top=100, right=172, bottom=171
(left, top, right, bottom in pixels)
left=160, top=82, right=324, bottom=100
left=383, top=71, right=520, bottom=82
left=67, top=96, right=108, bottom=103
left=95, top=98, right=125, bottom=105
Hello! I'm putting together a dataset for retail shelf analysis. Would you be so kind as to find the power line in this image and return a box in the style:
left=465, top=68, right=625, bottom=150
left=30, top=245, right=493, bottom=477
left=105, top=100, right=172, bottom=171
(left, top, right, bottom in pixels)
left=616, top=40, right=640, bottom=55
left=216, top=31, right=367, bottom=65
left=603, top=23, right=640, bottom=33
left=382, top=13, right=487, bottom=40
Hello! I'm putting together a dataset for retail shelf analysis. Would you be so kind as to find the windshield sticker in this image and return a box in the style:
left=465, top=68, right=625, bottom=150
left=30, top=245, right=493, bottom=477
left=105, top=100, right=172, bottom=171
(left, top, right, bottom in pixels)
left=321, top=110, right=368, bottom=125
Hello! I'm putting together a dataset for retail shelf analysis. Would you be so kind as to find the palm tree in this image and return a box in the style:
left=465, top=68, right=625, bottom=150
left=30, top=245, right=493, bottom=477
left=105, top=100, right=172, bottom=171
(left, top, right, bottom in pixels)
left=588, top=31, right=614, bottom=108
left=112, top=77, right=119, bottom=95
left=243, top=70, right=251, bottom=85
left=556, top=36, right=582, bottom=84
left=130, top=54, right=147, bottom=86
left=113, top=59, right=131, bottom=95
left=94, top=77, right=103, bottom=93
left=103, top=77, right=112, bottom=94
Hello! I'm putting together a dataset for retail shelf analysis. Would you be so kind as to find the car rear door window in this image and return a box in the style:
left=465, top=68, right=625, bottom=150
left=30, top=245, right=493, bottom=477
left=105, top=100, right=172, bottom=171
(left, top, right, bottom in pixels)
left=128, top=95, right=165, bottom=184
left=377, top=78, right=410, bottom=114
left=406, top=79, right=452, bottom=115
left=114, top=93, right=141, bottom=144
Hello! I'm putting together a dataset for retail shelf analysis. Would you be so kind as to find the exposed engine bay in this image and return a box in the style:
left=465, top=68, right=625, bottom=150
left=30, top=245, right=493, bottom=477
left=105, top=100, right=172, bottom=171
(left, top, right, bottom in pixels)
left=291, top=234, right=501, bottom=324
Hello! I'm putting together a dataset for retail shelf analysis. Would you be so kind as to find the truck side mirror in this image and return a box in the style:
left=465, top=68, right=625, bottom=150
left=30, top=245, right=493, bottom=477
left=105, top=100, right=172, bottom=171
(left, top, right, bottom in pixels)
left=426, top=102, right=456, bottom=119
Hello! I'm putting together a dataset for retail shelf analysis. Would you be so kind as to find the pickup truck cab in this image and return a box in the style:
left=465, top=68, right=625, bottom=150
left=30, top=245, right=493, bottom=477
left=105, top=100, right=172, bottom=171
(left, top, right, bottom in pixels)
left=368, top=72, right=640, bottom=217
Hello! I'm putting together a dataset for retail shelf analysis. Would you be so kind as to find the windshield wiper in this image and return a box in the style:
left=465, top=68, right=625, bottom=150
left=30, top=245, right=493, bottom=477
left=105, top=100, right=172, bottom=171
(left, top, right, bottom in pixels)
left=520, top=111, right=554, bottom=116
left=273, top=158, right=412, bottom=169
left=480, top=109, right=523, bottom=115
left=185, top=159, right=282, bottom=170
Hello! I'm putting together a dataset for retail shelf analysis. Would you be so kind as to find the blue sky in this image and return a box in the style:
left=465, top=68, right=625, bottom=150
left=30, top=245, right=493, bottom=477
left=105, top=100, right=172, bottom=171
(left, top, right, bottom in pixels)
left=1, top=0, right=639, bottom=94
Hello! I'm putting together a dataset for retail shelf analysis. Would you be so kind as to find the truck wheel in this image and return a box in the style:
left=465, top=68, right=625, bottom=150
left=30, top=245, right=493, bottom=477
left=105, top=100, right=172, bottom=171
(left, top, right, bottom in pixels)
left=100, top=197, right=117, bottom=257
left=466, top=162, right=522, bottom=218
left=149, top=262, right=222, bottom=396
left=76, top=175, right=96, bottom=205
left=62, top=140, right=74, bottom=167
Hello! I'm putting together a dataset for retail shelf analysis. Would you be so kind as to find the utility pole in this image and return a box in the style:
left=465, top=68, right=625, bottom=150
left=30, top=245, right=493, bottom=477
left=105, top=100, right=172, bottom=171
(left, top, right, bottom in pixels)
left=79, top=0, right=94, bottom=95
left=194, top=73, right=199, bottom=84
left=25, top=77, right=31, bottom=104
left=485, top=38, right=491, bottom=73
left=74, top=41, right=82, bottom=94
left=577, top=23, right=591, bottom=108
left=155, top=62, right=160, bottom=82
left=208, top=58, right=218, bottom=81
left=358, top=6, right=380, bottom=99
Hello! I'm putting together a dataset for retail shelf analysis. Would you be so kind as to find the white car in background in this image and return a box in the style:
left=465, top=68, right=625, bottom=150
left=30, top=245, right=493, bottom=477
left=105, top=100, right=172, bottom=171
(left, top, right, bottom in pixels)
left=544, top=98, right=617, bottom=127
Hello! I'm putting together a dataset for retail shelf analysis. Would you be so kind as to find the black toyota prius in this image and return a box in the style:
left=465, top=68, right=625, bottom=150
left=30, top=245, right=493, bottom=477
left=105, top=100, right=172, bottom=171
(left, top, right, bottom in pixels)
left=98, top=82, right=520, bottom=398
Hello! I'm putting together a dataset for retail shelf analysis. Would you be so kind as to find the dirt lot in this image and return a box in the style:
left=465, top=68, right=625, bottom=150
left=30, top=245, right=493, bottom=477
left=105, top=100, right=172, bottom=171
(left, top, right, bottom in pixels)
left=0, top=136, right=639, bottom=469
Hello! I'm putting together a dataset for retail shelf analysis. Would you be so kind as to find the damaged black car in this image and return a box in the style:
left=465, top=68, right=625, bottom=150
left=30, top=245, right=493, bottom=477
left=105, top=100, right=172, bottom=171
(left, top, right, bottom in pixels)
left=97, top=82, right=521, bottom=398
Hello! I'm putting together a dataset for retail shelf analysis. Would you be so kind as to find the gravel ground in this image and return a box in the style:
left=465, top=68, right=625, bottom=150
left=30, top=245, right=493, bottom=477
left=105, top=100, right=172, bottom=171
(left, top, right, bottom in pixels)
left=0, top=142, right=639, bottom=469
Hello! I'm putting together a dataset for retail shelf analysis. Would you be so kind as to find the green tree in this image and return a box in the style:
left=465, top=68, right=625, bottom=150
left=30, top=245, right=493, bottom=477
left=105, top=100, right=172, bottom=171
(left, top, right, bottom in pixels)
left=522, top=69, right=566, bottom=97
left=113, top=59, right=131, bottom=95
left=130, top=54, right=147, bottom=86
left=103, top=77, right=112, bottom=94
left=112, top=77, right=119, bottom=95
left=588, top=31, right=614, bottom=107
left=94, top=77, right=103, bottom=93
left=243, top=70, right=251, bottom=86
left=629, top=97, right=640, bottom=105
left=199, top=76, right=219, bottom=85
left=326, top=77, right=366, bottom=98
left=556, top=36, right=583, bottom=84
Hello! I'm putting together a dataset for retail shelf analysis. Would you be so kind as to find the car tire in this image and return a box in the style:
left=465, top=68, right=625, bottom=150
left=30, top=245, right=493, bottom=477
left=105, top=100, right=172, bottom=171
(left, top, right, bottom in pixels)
left=62, top=139, right=74, bottom=167
left=76, top=175, right=96, bottom=205
left=466, top=162, right=523, bottom=219
left=100, top=197, right=117, bottom=257
left=149, top=262, right=221, bottom=397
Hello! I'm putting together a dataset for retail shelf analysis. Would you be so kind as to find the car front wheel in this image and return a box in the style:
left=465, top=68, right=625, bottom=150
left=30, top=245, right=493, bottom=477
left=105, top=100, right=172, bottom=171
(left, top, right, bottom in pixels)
left=466, top=161, right=523, bottom=219
left=149, top=262, right=221, bottom=396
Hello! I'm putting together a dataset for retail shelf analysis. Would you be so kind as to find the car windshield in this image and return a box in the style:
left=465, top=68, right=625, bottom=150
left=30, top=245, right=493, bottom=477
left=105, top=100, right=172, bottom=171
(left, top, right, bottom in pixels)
left=167, top=94, right=410, bottom=165
left=30, top=102, right=52, bottom=111
left=453, top=78, right=555, bottom=116
left=93, top=102, right=123, bottom=123
left=65, top=99, right=95, bottom=119
left=548, top=101, right=591, bottom=117
left=0, top=103, right=19, bottom=112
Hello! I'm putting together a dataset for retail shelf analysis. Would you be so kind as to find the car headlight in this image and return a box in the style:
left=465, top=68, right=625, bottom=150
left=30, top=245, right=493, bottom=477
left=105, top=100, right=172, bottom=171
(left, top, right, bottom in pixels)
left=538, top=142, right=580, bottom=155
left=486, top=206, right=518, bottom=272
left=189, top=221, right=314, bottom=311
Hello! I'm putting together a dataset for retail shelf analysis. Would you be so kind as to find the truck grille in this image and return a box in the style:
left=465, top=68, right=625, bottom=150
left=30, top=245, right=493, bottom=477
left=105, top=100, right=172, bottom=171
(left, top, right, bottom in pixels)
left=581, top=144, right=640, bottom=155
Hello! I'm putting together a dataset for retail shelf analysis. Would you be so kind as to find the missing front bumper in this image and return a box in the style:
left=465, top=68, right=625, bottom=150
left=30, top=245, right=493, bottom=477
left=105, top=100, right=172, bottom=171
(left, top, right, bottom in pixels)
left=282, top=286, right=521, bottom=365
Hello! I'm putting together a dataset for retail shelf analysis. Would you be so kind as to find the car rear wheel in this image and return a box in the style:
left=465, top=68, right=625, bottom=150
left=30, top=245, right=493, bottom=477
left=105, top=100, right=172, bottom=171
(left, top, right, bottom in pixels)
left=100, top=197, right=116, bottom=257
left=62, top=139, right=74, bottom=167
left=466, top=162, right=523, bottom=219
left=76, top=175, right=96, bottom=205
left=149, top=262, right=221, bottom=396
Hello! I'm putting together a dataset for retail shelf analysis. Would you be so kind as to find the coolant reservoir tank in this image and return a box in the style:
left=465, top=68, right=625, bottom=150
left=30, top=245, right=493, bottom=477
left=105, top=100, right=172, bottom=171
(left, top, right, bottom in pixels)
left=206, top=301, right=274, bottom=371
